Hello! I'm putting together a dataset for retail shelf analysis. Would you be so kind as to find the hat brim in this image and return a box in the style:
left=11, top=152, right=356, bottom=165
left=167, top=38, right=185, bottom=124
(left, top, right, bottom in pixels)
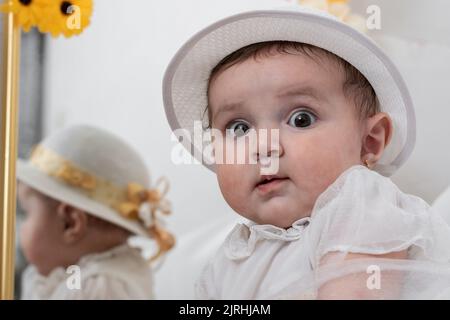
left=17, top=159, right=150, bottom=238
left=163, top=9, right=416, bottom=176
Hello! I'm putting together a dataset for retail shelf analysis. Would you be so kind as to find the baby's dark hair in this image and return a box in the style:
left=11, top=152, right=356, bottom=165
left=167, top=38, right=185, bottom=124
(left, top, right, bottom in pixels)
left=204, top=41, right=380, bottom=128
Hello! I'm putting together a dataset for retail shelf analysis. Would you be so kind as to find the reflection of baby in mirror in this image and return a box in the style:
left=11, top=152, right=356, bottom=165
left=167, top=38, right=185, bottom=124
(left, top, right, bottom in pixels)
left=17, top=125, right=173, bottom=299
left=163, top=5, right=450, bottom=299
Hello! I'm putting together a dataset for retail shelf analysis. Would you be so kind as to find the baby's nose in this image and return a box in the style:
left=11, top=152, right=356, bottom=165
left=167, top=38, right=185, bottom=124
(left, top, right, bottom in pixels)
left=253, top=129, right=284, bottom=162
left=256, top=149, right=283, bottom=163
left=255, top=144, right=283, bottom=175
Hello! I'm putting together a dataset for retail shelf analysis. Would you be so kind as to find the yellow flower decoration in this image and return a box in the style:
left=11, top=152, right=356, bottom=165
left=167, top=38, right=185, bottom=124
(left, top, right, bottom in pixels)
left=299, top=0, right=367, bottom=33
left=0, top=0, right=47, bottom=32
left=117, top=178, right=175, bottom=262
left=38, top=0, right=93, bottom=37
left=118, top=179, right=172, bottom=220
left=0, top=0, right=93, bottom=37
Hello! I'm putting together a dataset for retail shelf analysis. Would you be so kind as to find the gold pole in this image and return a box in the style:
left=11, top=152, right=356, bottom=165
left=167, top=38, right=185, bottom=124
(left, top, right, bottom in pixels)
left=0, top=10, right=20, bottom=300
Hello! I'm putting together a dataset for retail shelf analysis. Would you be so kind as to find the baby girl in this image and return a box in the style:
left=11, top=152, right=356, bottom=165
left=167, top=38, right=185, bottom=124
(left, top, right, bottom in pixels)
left=163, top=4, right=450, bottom=299
left=17, top=125, right=174, bottom=299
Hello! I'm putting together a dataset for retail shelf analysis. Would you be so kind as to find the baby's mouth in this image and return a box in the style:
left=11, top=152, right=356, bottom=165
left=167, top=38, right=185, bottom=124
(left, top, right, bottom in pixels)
left=255, top=175, right=289, bottom=195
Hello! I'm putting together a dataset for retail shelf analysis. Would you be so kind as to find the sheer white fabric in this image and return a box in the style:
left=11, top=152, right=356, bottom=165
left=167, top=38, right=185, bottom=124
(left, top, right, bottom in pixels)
left=21, top=244, right=154, bottom=300
left=196, top=165, right=450, bottom=299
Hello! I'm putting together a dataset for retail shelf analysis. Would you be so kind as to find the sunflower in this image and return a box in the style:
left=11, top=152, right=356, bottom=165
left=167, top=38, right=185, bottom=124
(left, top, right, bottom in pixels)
left=38, top=0, right=93, bottom=38
left=0, top=0, right=48, bottom=32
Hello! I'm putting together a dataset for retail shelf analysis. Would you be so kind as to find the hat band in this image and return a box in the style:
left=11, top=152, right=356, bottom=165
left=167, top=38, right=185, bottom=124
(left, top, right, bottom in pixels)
left=29, top=145, right=175, bottom=262
left=30, top=145, right=125, bottom=207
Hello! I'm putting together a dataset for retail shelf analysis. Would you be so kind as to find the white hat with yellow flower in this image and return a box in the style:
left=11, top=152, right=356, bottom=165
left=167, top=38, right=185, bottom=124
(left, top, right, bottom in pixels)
left=163, top=0, right=416, bottom=177
left=17, top=125, right=174, bottom=259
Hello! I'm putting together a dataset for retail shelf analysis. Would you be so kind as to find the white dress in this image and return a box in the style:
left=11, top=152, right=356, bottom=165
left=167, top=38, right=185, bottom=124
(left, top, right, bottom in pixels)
left=196, top=165, right=450, bottom=299
left=21, top=244, right=154, bottom=299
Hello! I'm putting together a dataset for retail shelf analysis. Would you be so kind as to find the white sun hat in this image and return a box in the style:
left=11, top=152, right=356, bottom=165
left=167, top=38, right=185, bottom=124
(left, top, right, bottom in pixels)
left=163, top=3, right=416, bottom=177
left=17, top=125, right=173, bottom=245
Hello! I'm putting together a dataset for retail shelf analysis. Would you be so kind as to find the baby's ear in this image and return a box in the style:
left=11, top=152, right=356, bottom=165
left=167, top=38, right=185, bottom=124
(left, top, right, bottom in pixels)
left=56, top=203, right=88, bottom=244
left=361, top=112, right=393, bottom=164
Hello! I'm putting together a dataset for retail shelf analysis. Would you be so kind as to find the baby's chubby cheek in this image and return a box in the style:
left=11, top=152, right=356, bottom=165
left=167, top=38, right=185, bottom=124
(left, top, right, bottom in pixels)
left=285, top=126, right=362, bottom=198
left=20, top=217, right=55, bottom=264
left=19, top=220, right=38, bottom=263
left=215, top=164, right=253, bottom=214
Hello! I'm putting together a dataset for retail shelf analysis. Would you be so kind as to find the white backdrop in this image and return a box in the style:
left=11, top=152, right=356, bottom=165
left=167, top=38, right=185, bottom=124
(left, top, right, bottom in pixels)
left=41, top=0, right=450, bottom=298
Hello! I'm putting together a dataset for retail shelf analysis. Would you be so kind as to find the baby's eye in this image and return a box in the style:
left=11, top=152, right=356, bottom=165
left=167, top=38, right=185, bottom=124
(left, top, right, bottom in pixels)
left=226, top=120, right=251, bottom=138
left=287, top=110, right=317, bottom=128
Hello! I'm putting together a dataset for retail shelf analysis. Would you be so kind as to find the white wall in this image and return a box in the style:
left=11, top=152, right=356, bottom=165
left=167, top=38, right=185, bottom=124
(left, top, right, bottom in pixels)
left=351, top=0, right=450, bottom=202
left=42, top=0, right=450, bottom=298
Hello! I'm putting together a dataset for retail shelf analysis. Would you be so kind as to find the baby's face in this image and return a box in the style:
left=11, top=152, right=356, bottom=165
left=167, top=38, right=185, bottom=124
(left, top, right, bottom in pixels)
left=209, top=52, right=365, bottom=228
left=18, top=183, right=64, bottom=275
